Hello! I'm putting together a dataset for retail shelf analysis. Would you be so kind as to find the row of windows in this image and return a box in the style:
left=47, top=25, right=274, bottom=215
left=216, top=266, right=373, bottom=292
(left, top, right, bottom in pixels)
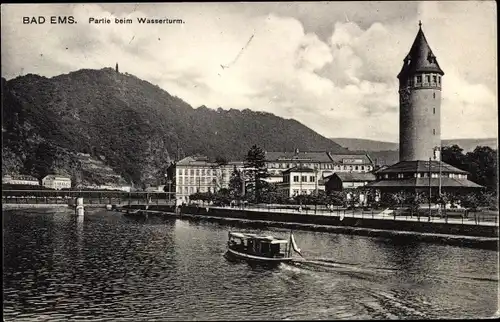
left=177, top=177, right=220, bottom=185
left=268, top=162, right=317, bottom=169
left=379, top=173, right=467, bottom=179
left=178, top=168, right=223, bottom=176
left=46, top=182, right=71, bottom=187
left=178, top=165, right=373, bottom=176
left=283, top=175, right=317, bottom=183
left=267, top=163, right=371, bottom=170
left=409, top=74, right=442, bottom=86
left=177, top=186, right=214, bottom=194
left=296, top=175, right=315, bottom=183
left=291, top=189, right=319, bottom=196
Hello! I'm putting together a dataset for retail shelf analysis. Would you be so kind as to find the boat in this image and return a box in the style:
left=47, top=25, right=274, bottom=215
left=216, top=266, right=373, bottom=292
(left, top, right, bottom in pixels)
left=224, top=231, right=302, bottom=265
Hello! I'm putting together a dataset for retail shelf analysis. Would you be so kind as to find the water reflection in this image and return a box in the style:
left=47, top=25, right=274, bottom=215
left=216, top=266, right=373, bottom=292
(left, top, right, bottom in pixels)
left=2, top=210, right=498, bottom=320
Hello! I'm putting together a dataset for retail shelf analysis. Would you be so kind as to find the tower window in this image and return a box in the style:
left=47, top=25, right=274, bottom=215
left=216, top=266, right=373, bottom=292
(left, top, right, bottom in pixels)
left=416, top=76, right=422, bottom=83
left=433, top=93, right=436, bottom=99
left=433, top=107, right=436, bottom=114
left=433, top=129, right=436, bottom=135
left=433, top=75, right=437, bottom=83
left=438, top=76, right=441, bottom=84
left=426, top=75, right=430, bottom=83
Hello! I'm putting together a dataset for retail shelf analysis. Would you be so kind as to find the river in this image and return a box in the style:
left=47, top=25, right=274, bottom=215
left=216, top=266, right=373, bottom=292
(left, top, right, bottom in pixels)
left=3, top=208, right=498, bottom=320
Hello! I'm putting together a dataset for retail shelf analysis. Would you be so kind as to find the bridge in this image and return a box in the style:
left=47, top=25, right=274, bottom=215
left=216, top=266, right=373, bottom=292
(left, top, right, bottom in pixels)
left=1, top=189, right=176, bottom=206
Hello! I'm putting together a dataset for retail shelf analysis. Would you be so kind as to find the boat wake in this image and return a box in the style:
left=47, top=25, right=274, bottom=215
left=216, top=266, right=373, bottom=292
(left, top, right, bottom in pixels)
left=283, top=257, right=399, bottom=281
left=285, top=257, right=498, bottom=285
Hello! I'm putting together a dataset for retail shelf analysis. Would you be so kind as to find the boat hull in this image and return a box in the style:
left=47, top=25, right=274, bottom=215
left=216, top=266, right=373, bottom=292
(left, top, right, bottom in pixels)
left=224, top=248, right=293, bottom=265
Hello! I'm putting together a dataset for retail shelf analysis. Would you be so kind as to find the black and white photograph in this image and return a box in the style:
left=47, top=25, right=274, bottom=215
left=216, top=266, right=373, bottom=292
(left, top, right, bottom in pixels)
left=1, top=1, right=498, bottom=320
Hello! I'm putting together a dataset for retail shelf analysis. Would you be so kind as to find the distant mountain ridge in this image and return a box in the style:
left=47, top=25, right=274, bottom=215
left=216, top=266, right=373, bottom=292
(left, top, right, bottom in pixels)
left=2, top=68, right=348, bottom=186
left=331, top=137, right=498, bottom=166
left=331, top=138, right=497, bottom=153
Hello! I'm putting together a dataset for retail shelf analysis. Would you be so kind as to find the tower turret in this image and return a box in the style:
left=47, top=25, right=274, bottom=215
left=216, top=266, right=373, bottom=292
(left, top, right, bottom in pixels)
left=398, top=22, right=444, bottom=162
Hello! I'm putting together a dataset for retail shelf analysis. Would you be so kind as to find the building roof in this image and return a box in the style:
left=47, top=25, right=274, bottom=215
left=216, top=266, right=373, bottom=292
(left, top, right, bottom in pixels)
left=398, top=23, right=444, bottom=78
left=176, top=155, right=215, bottom=166
left=227, top=161, right=245, bottom=166
left=229, top=232, right=288, bottom=244
left=327, top=172, right=377, bottom=182
left=376, top=161, right=468, bottom=174
left=282, top=166, right=315, bottom=174
left=265, top=151, right=371, bottom=165
left=327, top=153, right=373, bottom=165
left=43, top=175, right=71, bottom=181
left=366, top=177, right=483, bottom=189
left=265, top=151, right=332, bottom=163
left=373, top=165, right=389, bottom=173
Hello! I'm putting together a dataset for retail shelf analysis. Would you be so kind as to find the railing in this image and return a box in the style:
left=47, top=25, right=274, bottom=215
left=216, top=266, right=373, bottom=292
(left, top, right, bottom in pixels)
left=199, top=203, right=498, bottom=226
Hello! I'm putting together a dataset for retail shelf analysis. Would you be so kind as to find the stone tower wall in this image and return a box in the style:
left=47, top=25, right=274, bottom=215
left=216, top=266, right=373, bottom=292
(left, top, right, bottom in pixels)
left=399, top=75, right=442, bottom=161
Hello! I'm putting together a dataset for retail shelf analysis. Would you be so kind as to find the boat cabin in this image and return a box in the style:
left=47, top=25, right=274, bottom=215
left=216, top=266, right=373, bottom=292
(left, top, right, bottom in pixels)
left=227, top=232, right=290, bottom=258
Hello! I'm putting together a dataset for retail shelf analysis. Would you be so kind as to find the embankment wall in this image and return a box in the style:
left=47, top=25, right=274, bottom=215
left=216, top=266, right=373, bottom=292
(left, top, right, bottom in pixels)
left=123, top=204, right=498, bottom=238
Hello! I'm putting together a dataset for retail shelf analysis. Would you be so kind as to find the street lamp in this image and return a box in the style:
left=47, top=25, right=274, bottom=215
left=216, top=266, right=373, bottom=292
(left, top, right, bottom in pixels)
left=314, top=164, right=319, bottom=214
left=433, top=146, right=443, bottom=218
left=314, top=164, right=319, bottom=196
left=433, top=146, right=442, bottom=196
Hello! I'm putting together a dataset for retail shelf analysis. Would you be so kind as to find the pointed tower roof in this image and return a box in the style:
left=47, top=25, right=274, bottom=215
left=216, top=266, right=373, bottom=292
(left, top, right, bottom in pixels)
left=397, top=22, right=444, bottom=79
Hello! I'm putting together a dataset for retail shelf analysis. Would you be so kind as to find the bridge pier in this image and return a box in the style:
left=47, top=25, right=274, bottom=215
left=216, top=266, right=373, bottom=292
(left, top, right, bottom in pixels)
left=75, top=197, right=85, bottom=217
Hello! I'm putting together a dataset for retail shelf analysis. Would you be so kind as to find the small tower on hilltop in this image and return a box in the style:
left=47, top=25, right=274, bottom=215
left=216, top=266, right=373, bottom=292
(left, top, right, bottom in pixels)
left=397, top=21, right=444, bottom=162
left=115, top=63, right=119, bottom=73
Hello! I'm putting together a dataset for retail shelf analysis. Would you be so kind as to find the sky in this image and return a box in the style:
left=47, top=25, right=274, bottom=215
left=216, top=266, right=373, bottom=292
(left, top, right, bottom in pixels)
left=1, top=1, right=497, bottom=142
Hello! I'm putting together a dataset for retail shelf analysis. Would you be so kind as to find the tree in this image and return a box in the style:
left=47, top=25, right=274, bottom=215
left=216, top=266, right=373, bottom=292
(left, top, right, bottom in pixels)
left=327, top=191, right=345, bottom=206
left=313, top=190, right=328, bottom=205
left=406, top=192, right=423, bottom=216
left=228, top=165, right=243, bottom=199
left=23, top=141, right=58, bottom=180
left=381, top=191, right=405, bottom=209
left=465, top=146, right=497, bottom=193
left=189, top=191, right=214, bottom=204
left=215, top=156, right=228, bottom=166
left=477, top=190, right=497, bottom=210
left=345, top=190, right=360, bottom=208
left=294, top=194, right=308, bottom=205
left=213, top=188, right=231, bottom=205
left=441, top=145, right=468, bottom=171
left=189, top=192, right=204, bottom=201
left=244, top=145, right=269, bottom=203
left=259, top=181, right=281, bottom=204
left=458, top=193, right=481, bottom=217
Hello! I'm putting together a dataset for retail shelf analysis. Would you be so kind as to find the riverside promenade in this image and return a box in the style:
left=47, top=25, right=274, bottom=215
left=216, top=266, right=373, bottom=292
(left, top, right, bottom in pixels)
left=224, top=205, right=499, bottom=226
left=123, top=203, right=498, bottom=227
left=121, top=203, right=498, bottom=249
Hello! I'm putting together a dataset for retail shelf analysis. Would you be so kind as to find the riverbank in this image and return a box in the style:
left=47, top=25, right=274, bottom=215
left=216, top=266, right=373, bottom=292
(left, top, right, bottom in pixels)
left=2, top=203, right=112, bottom=210
left=120, top=205, right=498, bottom=250
left=2, top=204, right=69, bottom=210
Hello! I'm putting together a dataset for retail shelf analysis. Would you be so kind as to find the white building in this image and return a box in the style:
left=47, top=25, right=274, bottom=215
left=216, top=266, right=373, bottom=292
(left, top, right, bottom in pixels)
left=277, top=166, right=325, bottom=198
left=170, top=156, right=245, bottom=202
left=42, top=175, right=72, bottom=190
left=2, top=174, right=39, bottom=186
left=264, top=150, right=374, bottom=184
